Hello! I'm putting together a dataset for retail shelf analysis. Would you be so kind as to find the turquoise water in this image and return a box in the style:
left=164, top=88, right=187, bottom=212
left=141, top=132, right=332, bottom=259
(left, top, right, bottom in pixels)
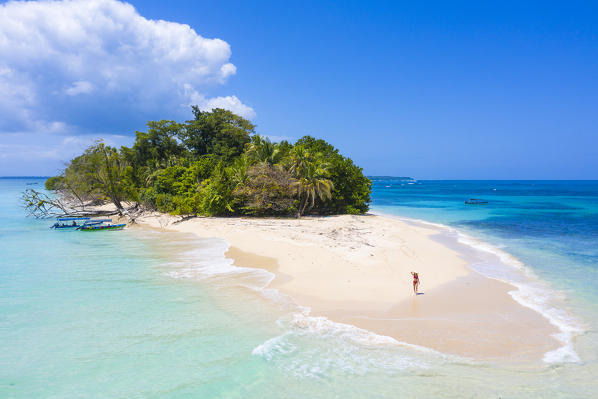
left=2, top=178, right=598, bottom=397
left=371, top=179, right=598, bottom=318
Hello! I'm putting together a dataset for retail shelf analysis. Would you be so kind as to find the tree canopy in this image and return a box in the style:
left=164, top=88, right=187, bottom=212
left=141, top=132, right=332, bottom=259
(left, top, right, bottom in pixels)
left=45, top=108, right=371, bottom=218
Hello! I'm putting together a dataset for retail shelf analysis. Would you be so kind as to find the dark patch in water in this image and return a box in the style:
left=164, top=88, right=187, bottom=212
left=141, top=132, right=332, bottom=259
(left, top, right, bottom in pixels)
left=455, top=212, right=598, bottom=239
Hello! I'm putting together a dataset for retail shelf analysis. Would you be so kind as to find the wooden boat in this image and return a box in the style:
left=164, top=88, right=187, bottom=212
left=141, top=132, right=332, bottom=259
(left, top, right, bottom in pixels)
left=51, top=217, right=91, bottom=229
left=77, top=219, right=126, bottom=231
left=465, top=198, right=488, bottom=205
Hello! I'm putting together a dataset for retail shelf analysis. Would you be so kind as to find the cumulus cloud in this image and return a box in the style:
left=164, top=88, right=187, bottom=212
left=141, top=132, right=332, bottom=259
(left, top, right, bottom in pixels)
left=185, top=85, right=256, bottom=119
left=0, top=0, right=255, bottom=137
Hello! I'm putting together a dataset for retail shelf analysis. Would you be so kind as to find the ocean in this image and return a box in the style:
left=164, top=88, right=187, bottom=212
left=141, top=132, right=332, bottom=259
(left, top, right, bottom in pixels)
left=1, top=177, right=597, bottom=398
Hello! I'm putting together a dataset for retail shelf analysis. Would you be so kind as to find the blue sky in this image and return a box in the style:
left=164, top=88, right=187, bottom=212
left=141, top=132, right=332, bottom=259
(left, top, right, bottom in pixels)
left=1, top=0, right=597, bottom=178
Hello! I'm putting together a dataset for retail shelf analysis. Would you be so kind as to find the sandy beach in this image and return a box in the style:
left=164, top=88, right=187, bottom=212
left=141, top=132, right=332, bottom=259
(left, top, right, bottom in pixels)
left=129, top=211, right=560, bottom=361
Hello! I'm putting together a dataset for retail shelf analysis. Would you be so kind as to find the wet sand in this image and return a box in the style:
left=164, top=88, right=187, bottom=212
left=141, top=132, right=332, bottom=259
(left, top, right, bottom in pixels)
left=129, top=212, right=561, bottom=361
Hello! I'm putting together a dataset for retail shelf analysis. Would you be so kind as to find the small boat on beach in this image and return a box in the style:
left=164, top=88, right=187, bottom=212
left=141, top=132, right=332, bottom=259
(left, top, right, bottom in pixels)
left=51, top=217, right=91, bottom=229
left=77, top=219, right=126, bottom=231
left=465, top=198, right=488, bottom=205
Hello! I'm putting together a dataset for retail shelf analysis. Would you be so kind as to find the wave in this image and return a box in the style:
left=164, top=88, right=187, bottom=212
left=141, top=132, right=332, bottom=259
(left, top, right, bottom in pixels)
left=163, top=232, right=470, bottom=376
left=454, top=232, right=584, bottom=363
left=164, top=215, right=584, bottom=367
left=371, top=210, right=585, bottom=364
left=251, top=308, right=467, bottom=378
left=166, top=237, right=275, bottom=290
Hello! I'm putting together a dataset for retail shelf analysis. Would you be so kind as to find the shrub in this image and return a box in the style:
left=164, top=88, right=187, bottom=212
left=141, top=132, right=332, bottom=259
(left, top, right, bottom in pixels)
left=233, top=164, right=296, bottom=216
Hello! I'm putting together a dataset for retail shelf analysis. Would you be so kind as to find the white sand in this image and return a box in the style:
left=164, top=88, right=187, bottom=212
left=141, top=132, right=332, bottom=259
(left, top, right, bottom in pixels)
left=135, top=213, right=470, bottom=308
left=129, top=212, right=559, bottom=361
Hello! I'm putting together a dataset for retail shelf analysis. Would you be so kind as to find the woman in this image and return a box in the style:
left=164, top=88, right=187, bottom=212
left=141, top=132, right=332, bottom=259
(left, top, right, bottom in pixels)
left=411, top=272, right=420, bottom=294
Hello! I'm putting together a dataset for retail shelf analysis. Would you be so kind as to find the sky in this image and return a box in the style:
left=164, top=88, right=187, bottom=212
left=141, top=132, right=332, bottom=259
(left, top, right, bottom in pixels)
left=0, top=0, right=597, bottom=179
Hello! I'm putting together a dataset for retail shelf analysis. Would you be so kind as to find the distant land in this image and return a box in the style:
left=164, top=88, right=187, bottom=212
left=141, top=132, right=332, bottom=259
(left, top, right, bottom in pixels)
left=0, top=176, right=50, bottom=179
left=368, top=176, right=415, bottom=181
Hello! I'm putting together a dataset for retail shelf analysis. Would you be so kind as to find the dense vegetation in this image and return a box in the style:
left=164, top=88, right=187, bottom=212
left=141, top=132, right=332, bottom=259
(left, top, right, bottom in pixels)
left=45, top=107, right=371, bottom=217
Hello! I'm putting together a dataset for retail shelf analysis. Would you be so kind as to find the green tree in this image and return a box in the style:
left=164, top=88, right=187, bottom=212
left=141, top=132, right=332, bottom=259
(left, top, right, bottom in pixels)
left=180, top=107, right=254, bottom=160
left=228, top=154, right=250, bottom=188
left=124, top=120, right=187, bottom=188
left=196, top=162, right=238, bottom=216
left=128, top=121, right=186, bottom=167
left=44, top=176, right=64, bottom=190
left=63, top=142, right=135, bottom=212
left=246, top=135, right=283, bottom=166
left=288, top=145, right=334, bottom=217
left=38, top=110, right=372, bottom=220
left=294, top=136, right=371, bottom=214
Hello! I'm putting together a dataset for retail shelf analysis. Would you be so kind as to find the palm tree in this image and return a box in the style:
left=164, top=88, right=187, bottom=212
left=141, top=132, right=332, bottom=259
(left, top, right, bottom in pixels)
left=246, top=135, right=282, bottom=166
left=228, top=154, right=250, bottom=188
left=289, top=148, right=334, bottom=217
left=289, top=145, right=314, bottom=177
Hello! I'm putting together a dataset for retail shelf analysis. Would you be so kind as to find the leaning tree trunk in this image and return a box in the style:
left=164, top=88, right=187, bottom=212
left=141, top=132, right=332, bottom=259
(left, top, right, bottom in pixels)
left=21, top=189, right=119, bottom=219
left=298, top=193, right=310, bottom=218
left=110, top=194, right=124, bottom=213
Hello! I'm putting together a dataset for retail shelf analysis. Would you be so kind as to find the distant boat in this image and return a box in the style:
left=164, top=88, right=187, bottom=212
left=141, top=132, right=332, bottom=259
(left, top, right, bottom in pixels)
left=51, top=217, right=91, bottom=229
left=77, top=219, right=125, bottom=231
left=465, top=198, right=488, bottom=205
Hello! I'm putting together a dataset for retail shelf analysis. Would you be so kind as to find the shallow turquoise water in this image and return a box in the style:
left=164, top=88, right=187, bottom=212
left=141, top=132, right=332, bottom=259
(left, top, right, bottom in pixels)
left=2, top=178, right=598, bottom=398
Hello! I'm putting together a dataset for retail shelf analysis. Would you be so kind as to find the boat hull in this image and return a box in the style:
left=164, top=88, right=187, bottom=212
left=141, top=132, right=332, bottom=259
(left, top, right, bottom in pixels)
left=79, top=224, right=126, bottom=231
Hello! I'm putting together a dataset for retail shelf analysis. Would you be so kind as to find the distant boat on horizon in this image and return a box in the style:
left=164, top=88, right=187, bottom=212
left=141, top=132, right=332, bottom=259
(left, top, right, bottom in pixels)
left=465, top=198, right=488, bottom=205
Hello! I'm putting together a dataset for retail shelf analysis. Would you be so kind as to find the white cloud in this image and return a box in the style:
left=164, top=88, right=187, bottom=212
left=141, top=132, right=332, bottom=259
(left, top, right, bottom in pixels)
left=185, top=85, right=256, bottom=119
left=65, top=80, right=95, bottom=96
left=203, top=95, right=256, bottom=119
left=0, top=0, right=254, bottom=137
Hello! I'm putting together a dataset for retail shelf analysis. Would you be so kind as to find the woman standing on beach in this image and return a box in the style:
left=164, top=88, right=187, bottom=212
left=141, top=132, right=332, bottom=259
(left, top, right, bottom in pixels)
left=411, top=272, right=420, bottom=294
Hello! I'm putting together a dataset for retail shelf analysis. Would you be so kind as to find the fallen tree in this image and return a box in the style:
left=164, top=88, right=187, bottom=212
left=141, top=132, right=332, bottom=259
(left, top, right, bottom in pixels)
left=21, top=189, right=118, bottom=219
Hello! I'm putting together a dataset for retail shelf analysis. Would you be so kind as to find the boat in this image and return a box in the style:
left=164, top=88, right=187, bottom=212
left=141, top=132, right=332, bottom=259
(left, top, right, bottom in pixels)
left=465, top=198, right=488, bottom=205
left=51, top=217, right=91, bottom=229
left=77, top=219, right=126, bottom=231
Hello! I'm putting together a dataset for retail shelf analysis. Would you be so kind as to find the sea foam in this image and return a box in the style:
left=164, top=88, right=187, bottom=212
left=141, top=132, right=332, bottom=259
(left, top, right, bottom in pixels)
left=164, top=232, right=464, bottom=376
left=454, top=231, right=584, bottom=363
left=379, top=212, right=584, bottom=364
left=167, top=215, right=584, bottom=367
left=166, top=237, right=275, bottom=290
left=251, top=308, right=457, bottom=378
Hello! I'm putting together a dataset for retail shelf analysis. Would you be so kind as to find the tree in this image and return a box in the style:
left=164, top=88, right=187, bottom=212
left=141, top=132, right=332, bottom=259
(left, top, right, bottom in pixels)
left=294, top=136, right=371, bottom=214
left=228, top=154, right=250, bottom=188
left=246, top=135, right=283, bottom=166
left=37, top=109, right=372, bottom=220
left=21, top=189, right=117, bottom=218
left=233, top=163, right=296, bottom=215
left=196, top=162, right=238, bottom=216
left=130, top=120, right=186, bottom=168
left=180, top=107, right=255, bottom=160
left=63, top=142, right=135, bottom=212
left=124, top=120, right=187, bottom=188
left=288, top=145, right=334, bottom=217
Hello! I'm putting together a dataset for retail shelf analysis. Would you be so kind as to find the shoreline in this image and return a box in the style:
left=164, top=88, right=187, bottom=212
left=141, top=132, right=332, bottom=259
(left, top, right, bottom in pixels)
left=126, top=210, right=564, bottom=363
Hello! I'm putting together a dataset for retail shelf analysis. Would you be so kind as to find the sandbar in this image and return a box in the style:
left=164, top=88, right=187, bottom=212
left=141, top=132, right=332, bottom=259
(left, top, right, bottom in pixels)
left=131, top=212, right=560, bottom=361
